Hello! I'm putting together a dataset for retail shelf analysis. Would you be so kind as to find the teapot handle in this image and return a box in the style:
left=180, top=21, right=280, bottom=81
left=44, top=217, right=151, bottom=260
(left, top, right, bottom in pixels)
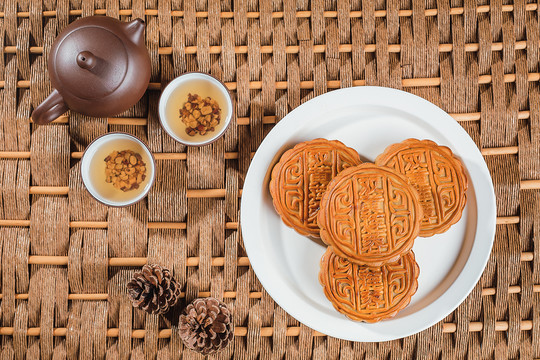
left=31, top=89, right=69, bottom=125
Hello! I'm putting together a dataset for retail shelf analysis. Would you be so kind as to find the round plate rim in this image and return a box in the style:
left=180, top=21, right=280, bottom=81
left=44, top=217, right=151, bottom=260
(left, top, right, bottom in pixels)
left=240, top=86, right=496, bottom=342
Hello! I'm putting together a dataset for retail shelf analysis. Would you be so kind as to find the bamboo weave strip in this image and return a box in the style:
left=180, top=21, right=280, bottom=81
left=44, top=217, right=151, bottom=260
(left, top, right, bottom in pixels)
left=0, top=180, right=535, bottom=196
left=0, top=145, right=523, bottom=159
left=0, top=251, right=531, bottom=268
left=0, top=215, right=523, bottom=227
left=26, top=256, right=250, bottom=267
left=0, top=3, right=537, bottom=19
left=2, top=73, right=540, bottom=89
left=24, top=110, right=535, bottom=125
left=4, top=40, right=539, bottom=55
left=1, top=283, right=539, bottom=300
left=22, top=187, right=242, bottom=197
left=0, top=321, right=534, bottom=337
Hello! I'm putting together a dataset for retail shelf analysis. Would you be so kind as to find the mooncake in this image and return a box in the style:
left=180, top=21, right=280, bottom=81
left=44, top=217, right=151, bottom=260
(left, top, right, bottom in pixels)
left=319, top=248, right=419, bottom=322
left=375, top=139, right=468, bottom=237
left=318, top=163, right=422, bottom=265
left=269, top=139, right=362, bottom=237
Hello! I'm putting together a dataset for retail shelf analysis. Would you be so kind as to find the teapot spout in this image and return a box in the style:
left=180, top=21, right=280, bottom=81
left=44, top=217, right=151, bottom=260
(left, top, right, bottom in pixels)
left=124, top=18, right=146, bottom=47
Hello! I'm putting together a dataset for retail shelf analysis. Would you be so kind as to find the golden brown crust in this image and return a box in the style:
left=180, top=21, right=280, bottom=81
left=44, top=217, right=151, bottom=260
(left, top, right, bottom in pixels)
left=269, top=139, right=362, bottom=237
left=317, top=163, right=423, bottom=266
left=319, top=248, right=419, bottom=323
left=375, top=139, right=468, bottom=237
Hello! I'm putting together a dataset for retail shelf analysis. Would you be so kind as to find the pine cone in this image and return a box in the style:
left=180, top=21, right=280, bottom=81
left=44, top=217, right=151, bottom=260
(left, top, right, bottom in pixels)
left=179, top=297, right=234, bottom=355
left=127, top=264, right=181, bottom=315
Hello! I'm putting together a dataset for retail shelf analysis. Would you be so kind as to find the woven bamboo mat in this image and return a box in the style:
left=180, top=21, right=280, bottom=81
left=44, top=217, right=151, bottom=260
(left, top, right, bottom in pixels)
left=0, top=0, right=539, bottom=358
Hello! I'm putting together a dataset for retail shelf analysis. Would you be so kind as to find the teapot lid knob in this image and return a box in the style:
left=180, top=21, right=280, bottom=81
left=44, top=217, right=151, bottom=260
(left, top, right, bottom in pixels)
left=76, top=51, right=97, bottom=70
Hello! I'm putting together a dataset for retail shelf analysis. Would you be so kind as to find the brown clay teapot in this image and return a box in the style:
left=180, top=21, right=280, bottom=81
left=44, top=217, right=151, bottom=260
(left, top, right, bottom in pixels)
left=32, top=16, right=151, bottom=125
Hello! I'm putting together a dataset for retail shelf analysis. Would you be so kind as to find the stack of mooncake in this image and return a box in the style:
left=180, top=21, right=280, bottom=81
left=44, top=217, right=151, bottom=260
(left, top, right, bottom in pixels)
left=269, top=138, right=468, bottom=322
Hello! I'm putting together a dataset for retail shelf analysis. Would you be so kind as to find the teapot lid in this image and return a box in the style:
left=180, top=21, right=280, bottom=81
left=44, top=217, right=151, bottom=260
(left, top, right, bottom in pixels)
left=51, top=25, right=129, bottom=100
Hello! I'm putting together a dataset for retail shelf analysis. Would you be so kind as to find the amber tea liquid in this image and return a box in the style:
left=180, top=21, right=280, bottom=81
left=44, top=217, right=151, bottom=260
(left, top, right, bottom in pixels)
left=163, top=77, right=231, bottom=143
left=87, top=138, right=152, bottom=203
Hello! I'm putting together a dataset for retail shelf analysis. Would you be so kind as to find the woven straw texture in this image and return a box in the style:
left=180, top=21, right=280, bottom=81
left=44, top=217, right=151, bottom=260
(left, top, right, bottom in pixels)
left=0, top=0, right=539, bottom=358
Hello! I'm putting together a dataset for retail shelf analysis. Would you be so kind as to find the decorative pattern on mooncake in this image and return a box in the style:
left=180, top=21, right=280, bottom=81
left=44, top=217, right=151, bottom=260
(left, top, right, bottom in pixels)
left=317, top=163, right=422, bottom=265
left=375, top=139, right=468, bottom=237
left=319, top=248, right=419, bottom=322
left=269, top=139, right=362, bottom=237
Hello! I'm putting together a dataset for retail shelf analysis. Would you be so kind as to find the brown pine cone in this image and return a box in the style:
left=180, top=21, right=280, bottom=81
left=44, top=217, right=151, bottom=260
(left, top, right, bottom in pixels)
left=127, top=264, right=181, bottom=315
left=179, top=297, right=234, bottom=355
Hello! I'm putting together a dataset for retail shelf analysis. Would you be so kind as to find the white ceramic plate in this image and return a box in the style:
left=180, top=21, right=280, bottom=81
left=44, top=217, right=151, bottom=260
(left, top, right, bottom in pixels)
left=240, top=87, right=496, bottom=342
